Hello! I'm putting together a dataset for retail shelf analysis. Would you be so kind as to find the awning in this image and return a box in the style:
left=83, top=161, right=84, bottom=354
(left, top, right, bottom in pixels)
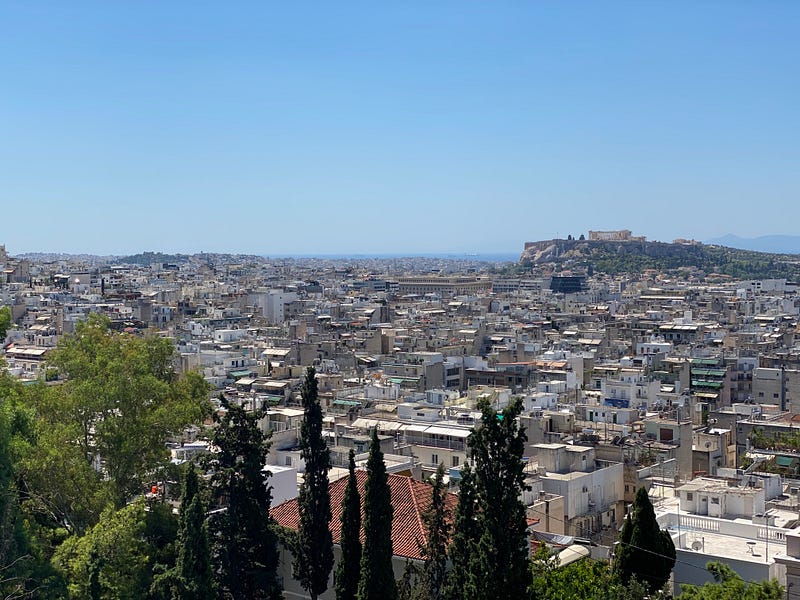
left=333, top=399, right=361, bottom=407
left=557, top=545, right=590, bottom=567
left=692, top=381, right=722, bottom=389
left=401, top=424, right=429, bottom=433
left=229, top=370, right=253, bottom=379
left=425, top=426, right=470, bottom=438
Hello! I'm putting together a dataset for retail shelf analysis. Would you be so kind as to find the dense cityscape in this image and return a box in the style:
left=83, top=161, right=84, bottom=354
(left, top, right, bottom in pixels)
left=1, top=233, right=799, bottom=598
left=3, top=2, right=798, bottom=597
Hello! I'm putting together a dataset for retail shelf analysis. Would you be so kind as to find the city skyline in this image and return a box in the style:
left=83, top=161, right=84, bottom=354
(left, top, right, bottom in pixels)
left=2, top=2, right=798, bottom=255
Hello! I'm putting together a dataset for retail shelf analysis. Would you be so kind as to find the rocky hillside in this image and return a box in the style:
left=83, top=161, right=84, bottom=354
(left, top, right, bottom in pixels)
left=519, top=239, right=800, bottom=280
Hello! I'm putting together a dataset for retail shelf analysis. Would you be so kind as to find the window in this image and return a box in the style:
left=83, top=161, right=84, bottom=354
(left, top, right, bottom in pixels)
left=686, top=493, right=693, bottom=501
left=711, top=497, right=719, bottom=505
left=774, top=393, right=780, bottom=399
left=452, top=456, right=460, bottom=467
left=431, top=454, right=439, bottom=466
left=285, top=456, right=293, bottom=466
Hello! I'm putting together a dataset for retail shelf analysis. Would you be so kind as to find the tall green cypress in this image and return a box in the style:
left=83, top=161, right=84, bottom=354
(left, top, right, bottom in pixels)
left=174, top=465, right=212, bottom=600
left=417, top=464, right=450, bottom=600
left=441, top=462, right=479, bottom=600
left=357, top=428, right=396, bottom=600
left=207, top=397, right=282, bottom=600
left=295, top=367, right=334, bottom=600
left=466, top=396, right=531, bottom=600
left=613, top=486, right=676, bottom=593
left=335, top=449, right=361, bottom=600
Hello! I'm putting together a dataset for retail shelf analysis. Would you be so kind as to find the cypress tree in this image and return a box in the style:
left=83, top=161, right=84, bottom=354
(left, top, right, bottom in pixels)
left=613, top=486, right=676, bottom=593
left=207, top=397, right=282, bottom=600
left=417, top=463, right=450, bottom=600
left=466, top=396, right=531, bottom=600
left=174, top=465, right=212, bottom=600
left=357, top=428, right=396, bottom=600
left=295, top=367, right=334, bottom=600
left=335, top=449, right=362, bottom=600
left=441, top=462, right=479, bottom=600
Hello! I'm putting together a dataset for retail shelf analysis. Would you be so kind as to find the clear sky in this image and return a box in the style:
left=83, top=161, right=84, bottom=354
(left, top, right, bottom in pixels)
left=1, top=2, right=798, bottom=256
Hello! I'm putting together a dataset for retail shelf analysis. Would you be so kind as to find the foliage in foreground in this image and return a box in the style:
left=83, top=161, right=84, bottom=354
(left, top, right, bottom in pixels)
left=530, top=546, right=666, bottom=600
left=357, top=428, right=396, bottom=600
left=679, top=562, right=783, bottom=600
left=295, top=367, right=334, bottom=600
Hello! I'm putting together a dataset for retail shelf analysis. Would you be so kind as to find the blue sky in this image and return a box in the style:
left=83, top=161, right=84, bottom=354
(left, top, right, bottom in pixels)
left=1, top=2, right=798, bottom=256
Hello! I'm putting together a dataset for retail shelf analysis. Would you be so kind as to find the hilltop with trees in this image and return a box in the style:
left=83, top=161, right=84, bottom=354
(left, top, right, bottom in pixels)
left=519, top=237, right=800, bottom=279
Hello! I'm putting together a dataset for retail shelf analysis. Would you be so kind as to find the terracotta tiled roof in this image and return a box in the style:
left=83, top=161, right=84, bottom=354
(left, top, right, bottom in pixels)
left=272, top=471, right=459, bottom=561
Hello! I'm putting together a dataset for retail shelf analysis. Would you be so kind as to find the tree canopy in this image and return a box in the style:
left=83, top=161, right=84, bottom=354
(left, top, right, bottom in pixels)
left=613, top=487, right=676, bottom=594
left=679, top=562, right=783, bottom=600
left=357, top=428, right=396, bottom=600
left=335, top=449, right=361, bottom=600
left=206, top=396, right=281, bottom=600
left=40, top=314, right=211, bottom=506
left=0, top=306, right=11, bottom=341
left=415, top=463, right=450, bottom=600
left=442, top=462, right=479, bottom=600
left=52, top=499, right=171, bottom=600
left=295, top=366, right=334, bottom=600
left=466, top=396, right=531, bottom=599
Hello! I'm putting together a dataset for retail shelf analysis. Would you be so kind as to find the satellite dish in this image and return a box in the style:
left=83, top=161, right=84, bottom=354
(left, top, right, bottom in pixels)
left=691, top=540, right=702, bottom=551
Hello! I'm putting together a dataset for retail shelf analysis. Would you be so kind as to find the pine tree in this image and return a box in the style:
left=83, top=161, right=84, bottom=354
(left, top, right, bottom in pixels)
left=466, top=396, right=531, bottom=600
left=416, top=464, right=450, bottom=600
left=207, top=397, right=282, bottom=600
left=442, top=462, right=479, bottom=600
left=173, top=465, right=212, bottom=600
left=357, top=428, right=396, bottom=600
left=335, top=449, right=361, bottom=600
left=613, top=486, right=676, bottom=593
left=295, top=367, right=334, bottom=600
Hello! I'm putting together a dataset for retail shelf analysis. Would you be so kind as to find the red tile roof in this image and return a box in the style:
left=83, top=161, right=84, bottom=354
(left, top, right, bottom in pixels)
left=272, top=471, right=459, bottom=561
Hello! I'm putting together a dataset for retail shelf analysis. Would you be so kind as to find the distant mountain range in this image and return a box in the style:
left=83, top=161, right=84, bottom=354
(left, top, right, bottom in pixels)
left=705, top=235, right=800, bottom=255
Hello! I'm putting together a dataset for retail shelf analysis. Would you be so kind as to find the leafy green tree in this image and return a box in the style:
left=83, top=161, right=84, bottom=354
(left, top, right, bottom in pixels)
left=16, top=400, right=112, bottom=536
left=42, top=314, right=211, bottom=505
left=357, top=428, right=396, bottom=600
left=52, top=499, right=154, bottom=600
left=466, top=396, right=531, bottom=599
left=613, top=486, right=676, bottom=594
left=415, top=463, right=450, bottom=600
left=679, top=562, right=782, bottom=599
left=529, top=545, right=666, bottom=600
left=0, top=382, right=40, bottom=598
left=441, top=462, right=479, bottom=600
left=335, top=449, right=361, bottom=600
left=207, top=396, right=281, bottom=600
left=0, top=306, right=11, bottom=341
left=295, top=367, right=334, bottom=600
